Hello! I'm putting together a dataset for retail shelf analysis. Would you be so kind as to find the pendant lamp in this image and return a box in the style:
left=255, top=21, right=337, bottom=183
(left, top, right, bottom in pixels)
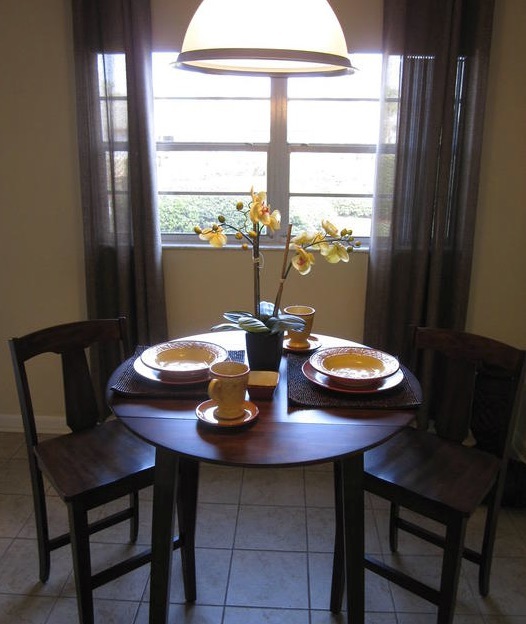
left=176, top=0, right=354, bottom=77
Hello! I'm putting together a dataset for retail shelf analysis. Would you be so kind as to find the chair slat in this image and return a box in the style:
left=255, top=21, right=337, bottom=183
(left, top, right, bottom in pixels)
left=61, top=348, right=100, bottom=431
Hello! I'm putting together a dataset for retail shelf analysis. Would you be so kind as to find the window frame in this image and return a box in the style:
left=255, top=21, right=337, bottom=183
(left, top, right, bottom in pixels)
left=153, top=54, right=384, bottom=248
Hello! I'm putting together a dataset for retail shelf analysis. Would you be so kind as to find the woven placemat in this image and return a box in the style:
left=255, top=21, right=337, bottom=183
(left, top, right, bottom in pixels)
left=287, top=353, right=421, bottom=409
left=111, top=346, right=245, bottom=399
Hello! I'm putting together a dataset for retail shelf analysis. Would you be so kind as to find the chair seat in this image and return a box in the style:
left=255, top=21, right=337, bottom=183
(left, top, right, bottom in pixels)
left=365, top=428, right=501, bottom=517
left=36, top=419, right=155, bottom=503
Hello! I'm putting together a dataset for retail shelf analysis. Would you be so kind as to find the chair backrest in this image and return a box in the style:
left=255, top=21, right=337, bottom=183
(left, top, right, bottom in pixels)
left=9, top=318, right=131, bottom=446
left=413, top=327, right=525, bottom=458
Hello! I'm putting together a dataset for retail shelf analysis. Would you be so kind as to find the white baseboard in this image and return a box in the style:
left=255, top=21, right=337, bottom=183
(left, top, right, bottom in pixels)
left=0, top=413, right=69, bottom=434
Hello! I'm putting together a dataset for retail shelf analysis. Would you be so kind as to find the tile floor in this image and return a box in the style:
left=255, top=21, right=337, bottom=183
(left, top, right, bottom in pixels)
left=1, top=430, right=525, bottom=624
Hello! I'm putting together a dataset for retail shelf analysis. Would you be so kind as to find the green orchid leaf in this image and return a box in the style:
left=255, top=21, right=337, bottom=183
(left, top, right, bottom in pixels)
left=259, top=301, right=275, bottom=317
left=279, top=313, right=306, bottom=327
left=223, top=310, right=252, bottom=323
left=211, top=322, right=242, bottom=331
left=238, top=317, right=271, bottom=333
left=270, top=317, right=305, bottom=332
left=216, top=304, right=305, bottom=334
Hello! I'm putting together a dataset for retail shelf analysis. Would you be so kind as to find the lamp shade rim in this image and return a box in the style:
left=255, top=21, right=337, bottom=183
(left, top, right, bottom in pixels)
left=176, top=49, right=355, bottom=77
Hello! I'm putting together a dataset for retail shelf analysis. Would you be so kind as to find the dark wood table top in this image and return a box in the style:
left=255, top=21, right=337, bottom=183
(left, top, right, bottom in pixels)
left=107, top=332, right=419, bottom=467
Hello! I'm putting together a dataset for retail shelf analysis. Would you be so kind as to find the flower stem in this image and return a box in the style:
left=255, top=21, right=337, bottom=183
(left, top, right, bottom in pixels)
left=253, top=225, right=261, bottom=318
left=273, top=224, right=293, bottom=316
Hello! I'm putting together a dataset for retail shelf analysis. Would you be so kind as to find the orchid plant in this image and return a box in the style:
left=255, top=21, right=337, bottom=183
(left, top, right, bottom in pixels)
left=194, top=188, right=361, bottom=334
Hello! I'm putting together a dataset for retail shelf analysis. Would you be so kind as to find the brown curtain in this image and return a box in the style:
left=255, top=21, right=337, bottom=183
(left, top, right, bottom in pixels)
left=364, top=0, right=495, bottom=365
left=71, top=0, right=167, bottom=351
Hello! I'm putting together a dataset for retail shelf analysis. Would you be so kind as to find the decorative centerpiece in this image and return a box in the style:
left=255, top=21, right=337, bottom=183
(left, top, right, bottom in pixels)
left=194, top=188, right=360, bottom=370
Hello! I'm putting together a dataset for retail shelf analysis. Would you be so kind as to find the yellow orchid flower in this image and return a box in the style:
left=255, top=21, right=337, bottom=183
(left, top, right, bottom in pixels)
left=199, top=226, right=227, bottom=248
left=253, top=205, right=270, bottom=226
left=321, top=241, right=349, bottom=263
left=268, top=209, right=281, bottom=232
left=292, top=247, right=315, bottom=275
left=249, top=188, right=271, bottom=225
left=249, top=199, right=282, bottom=232
left=322, top=219, right=339, bottom=237
left=292, top=231, right=316, bottom=246
left=250, top=187, right=266, bottom=205
left=315, top=241, right=331, bottom=255
left=309, top=231, right=329, bottom=249
left=249, top=200, right=264, bottom=224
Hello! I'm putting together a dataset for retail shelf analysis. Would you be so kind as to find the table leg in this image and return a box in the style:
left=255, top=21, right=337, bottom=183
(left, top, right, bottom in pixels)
left=150, top=447, right=179, bottom=624
left=330, top=461, right=344, bottom=612
left=331, top=455, right=365, bottom=624
left=177, top=459, right=199, bottom=602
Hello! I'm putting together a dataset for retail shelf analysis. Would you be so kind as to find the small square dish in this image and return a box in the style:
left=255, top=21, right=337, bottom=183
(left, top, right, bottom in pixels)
left=247, top=371, right=280, bottom=400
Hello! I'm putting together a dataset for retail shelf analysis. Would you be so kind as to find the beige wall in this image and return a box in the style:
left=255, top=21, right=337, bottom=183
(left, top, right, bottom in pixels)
left=163, top=246, right=368, bottom=342
left=466, top=0, right=526, bottom=346
left=0, top=0, right=525, bottom=430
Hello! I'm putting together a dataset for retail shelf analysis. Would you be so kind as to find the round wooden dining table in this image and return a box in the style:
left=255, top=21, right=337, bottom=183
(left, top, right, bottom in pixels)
left=107, top=331, right=421, bottom=624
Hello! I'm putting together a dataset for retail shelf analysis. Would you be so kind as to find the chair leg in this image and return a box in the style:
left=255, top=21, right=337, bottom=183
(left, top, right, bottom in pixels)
left=150, top=447, right=179, bottom=623
left=67, top=504, right=94, bottom=624
left=436, top=516, right=467, bottom=624
left=129, top=491, right=139, bottom=543
left=177, top=459, right=199, bottom=602
left=28, top=456, right=51, bottom=582
left=389, top=503, right=400, bottom=553
left=478, top=486, right=502, bottom=596
left=341, top=456, right=365, bottom=624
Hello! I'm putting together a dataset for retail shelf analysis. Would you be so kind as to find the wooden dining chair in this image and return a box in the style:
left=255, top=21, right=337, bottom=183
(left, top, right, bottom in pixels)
left=331, top=327, right=525, bottom=624
left=9, top=318, right=198, bottom=624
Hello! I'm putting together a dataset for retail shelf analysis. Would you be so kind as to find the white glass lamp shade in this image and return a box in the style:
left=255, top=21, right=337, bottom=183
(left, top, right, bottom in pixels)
left=176, top=0, right=353, bottom=76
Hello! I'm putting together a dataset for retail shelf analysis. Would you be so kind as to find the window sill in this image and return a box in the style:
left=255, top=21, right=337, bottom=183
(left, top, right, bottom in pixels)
left=161, top=241, right=370, bottom=253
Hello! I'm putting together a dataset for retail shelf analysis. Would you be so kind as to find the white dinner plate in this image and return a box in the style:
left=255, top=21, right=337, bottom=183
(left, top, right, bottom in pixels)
left=302, top=360, right=404, bottom=394
left=133, top=356, right=209, bottom=385
left=140, top=340, right=227, bottom=381
left=309, top=346, right=399, bottom=388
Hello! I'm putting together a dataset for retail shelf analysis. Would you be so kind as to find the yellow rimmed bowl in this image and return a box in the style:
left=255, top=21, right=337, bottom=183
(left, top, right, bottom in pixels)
left=140, top=340, right=228, bottom=382
left=308, top=346, right=399, bottom=388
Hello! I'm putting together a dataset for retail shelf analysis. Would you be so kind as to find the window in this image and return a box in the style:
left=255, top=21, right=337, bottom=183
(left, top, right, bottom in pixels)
left=152, top=53, right=385, bottom=246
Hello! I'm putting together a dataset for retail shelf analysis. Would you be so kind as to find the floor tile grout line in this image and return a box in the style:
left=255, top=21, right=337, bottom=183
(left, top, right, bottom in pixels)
left=2, top=433, right=526, bottom=623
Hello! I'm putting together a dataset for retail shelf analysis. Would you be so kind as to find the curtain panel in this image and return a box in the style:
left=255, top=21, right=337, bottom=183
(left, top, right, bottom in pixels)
left=71, top=0, right=167, bottom=351
left=364, top=0, right=495, bottom=365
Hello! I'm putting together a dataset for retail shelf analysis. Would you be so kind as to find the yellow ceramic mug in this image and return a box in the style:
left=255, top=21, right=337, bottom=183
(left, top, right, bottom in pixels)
left=284, top=305, right=315, bottom=349
left=208, top=361, right=250, bottom=420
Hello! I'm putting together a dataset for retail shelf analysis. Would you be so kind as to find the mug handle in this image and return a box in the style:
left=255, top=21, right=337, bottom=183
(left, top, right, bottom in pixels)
left=208, top=378, right=222, bottom=402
